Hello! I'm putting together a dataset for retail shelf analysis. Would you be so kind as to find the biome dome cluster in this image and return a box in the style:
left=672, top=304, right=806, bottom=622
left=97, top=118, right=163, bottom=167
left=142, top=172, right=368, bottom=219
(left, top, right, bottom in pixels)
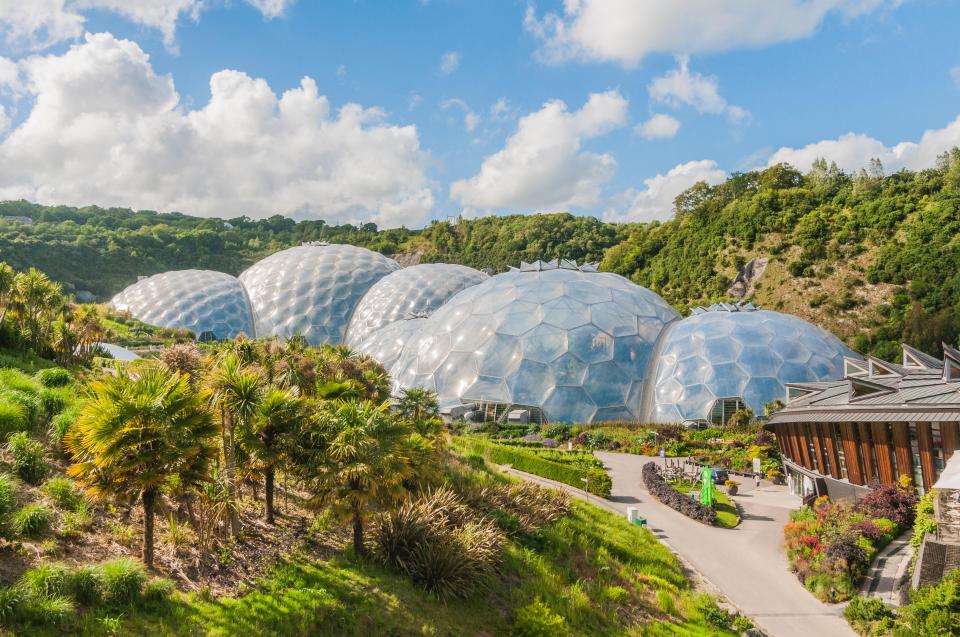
left=111, top=249, right=858, bottom=424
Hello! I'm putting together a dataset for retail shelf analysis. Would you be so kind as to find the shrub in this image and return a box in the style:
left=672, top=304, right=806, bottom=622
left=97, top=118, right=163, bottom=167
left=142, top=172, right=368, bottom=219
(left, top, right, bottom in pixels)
left=49, top=407, right=79, bottom=449
left=67, top=566, right=104, bottom=606
left=844, top=596, right=894, bottom=623
left=873, top=517, right=899, bottom=543
left=0, top=369, right=40, bottom=394
left=142, top=577, right=175, bottom=604
left=469, top=481, right=570, bottom=534
left=7, top=432, right=47, bottom=484
left=0, top=401, right=29, bottom=438
left=21, top=593, right=74, bottom=626
left=20, top=563, right=70, bottom=599
left=14, top=503, right=51, bottom=538
left=35, top=368, right=72, bottom=388
left=1, top=390, right=40, bottom=427
left=37, top=388, right=68, bottom=419
left=641, top=462, right=717, bottom=525
left=373, top=488, right=504, bottom=600
left=857, top=481, right=918, bottom=528
left=42, top=477, right=82, bottom=511
left=98, top=559, right=147, bottom=607
left=457, top=438, right=612, bottom=497
left=0, top=473, right=17, bottom=524
left=59, top=501, right=94, bottom=539
left=912, top=490, right=937, bottom=550
left=0, top=586, right=24, bottom=623
left=512, top=597, right=566, bottom=637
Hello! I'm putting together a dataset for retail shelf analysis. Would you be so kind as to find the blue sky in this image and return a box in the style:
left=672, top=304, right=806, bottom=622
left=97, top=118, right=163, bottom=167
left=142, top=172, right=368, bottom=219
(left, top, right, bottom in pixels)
left=0, top=1, right=958, bottom=227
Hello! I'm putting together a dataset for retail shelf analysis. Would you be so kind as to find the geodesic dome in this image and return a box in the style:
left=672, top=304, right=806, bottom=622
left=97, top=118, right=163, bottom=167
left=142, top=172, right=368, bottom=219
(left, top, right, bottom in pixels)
left=645, top=305, right=858, bottom=423
left=391, top=261, right=680, bottom=423
left=354, top=317, right=426, bottom=371
left=239, top=243, right=399, bottom=345
left=110, top=270, right=254, bottom=340
left=345, top=263, right=488, bottom=349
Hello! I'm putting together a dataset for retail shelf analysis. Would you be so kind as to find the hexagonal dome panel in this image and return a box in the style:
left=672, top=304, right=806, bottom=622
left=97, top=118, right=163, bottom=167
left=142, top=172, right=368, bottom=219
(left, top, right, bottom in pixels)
left=646, top=307, right=858, bottom=422
left=239, top=243, right=399, bottom=345
left=344, top=263, right=487, bottom=348
left=392, top=265, right=680, bottom=423
left=110, top=269, right=254, bottom=340
left=353, top=317, right=426, bottom=371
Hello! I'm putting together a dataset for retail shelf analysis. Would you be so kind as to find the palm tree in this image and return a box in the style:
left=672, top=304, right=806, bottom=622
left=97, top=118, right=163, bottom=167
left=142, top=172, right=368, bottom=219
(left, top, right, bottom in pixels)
left=208, top=354, right=263, bottom=536
left=0, top=262, right=14, bottom=324
left=66, top=365, right=217, bottom=567
left=10, top=268, right=63, bottom=352
left=241, top=385, right=301, bottom=523
left=288, top=400, right=413, bottom=556
left=395, top=388, right=441, bottom=435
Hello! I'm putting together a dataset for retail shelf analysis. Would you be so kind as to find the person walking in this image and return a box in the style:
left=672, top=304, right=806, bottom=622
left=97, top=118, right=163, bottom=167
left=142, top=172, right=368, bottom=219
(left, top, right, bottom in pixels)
left=755, top=472, right=762, bottom=488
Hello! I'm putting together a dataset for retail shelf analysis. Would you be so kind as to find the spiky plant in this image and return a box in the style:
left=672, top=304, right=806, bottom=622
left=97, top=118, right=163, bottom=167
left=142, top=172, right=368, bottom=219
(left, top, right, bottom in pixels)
left=66, top=365, right=217, bottom=567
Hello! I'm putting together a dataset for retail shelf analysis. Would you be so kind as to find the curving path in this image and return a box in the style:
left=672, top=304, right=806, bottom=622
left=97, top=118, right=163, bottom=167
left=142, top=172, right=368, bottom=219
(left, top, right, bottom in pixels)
left=587, top=452, right=855, bottom=637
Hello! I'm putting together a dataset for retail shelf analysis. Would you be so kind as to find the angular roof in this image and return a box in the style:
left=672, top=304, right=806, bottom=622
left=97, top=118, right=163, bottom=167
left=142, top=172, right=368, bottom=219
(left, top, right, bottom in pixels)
left=768, top=343, right=960, bottom=424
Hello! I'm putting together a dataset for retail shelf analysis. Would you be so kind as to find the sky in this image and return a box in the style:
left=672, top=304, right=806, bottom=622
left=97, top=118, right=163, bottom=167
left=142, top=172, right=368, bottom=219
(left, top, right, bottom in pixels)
left=0, top=0, right=958, bottom=229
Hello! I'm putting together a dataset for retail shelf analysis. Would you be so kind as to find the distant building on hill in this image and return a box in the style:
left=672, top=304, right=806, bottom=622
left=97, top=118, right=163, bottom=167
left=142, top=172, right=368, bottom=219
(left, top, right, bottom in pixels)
left=766, top=343, right=960, bottom=500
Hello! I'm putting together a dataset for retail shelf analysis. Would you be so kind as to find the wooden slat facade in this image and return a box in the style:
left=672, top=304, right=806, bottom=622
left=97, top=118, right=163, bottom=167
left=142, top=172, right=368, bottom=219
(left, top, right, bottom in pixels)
left=838, top=422, right=864, bottom=485
left=891, top=422, right=912, bottom=482
left=871, top=422, right=895, bottom=484
left=858, top=423, right=877, bottom=484
left=943, top=422, right=960, bottom=462
left=819, top=423, right=842, bottom=479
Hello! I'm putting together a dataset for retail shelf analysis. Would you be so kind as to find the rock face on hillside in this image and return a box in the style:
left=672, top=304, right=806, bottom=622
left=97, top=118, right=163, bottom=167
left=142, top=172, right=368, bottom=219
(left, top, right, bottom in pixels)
left=728, top=257, right=768, bottom=301
left=392, top=251, right=423, bottom=268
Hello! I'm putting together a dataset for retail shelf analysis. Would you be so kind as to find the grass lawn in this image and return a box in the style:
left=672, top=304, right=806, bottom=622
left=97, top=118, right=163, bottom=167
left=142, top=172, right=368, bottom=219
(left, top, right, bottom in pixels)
left=712, top=491, right=740, bottom=529
left=668, top=479, right=740, bottom=529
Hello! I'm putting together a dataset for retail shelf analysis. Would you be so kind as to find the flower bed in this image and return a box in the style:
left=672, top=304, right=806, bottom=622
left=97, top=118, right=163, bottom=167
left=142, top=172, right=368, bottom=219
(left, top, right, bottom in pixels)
left=784, top=481, right=917, bottom=603
left=641, top=462, right=716, bottom=525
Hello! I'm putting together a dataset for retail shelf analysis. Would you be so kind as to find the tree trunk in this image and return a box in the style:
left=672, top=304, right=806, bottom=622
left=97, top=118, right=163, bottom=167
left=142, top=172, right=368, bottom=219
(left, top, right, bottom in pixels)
left=352, top=507, right=365, bottom=557
left=143, top=489, right=156, bottom=568
left=221, top=410, right=241, bottom=537
left=265, top=467, right=275, bottom=524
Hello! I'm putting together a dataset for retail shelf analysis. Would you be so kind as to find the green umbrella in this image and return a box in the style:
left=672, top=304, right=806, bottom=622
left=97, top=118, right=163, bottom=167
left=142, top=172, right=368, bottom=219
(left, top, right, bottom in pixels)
left=700, top=467, right=715, bottom=507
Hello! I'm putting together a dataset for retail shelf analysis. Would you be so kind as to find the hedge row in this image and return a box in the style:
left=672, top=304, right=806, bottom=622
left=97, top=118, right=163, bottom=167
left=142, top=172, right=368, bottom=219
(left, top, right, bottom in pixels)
left=641, top=462, right=716, bottom=525
left=455, top=437, right=612, bottom=498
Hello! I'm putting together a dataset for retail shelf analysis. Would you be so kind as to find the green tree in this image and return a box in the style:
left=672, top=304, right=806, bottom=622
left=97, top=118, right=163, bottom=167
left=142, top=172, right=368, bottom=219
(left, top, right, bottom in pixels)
left=208, top=354, right=264, bottom=536
left=242, top=385, right=301, bottom=524
left=66, top=365, right=217, bottom=567
left=288, top=400, right=413, bottom=556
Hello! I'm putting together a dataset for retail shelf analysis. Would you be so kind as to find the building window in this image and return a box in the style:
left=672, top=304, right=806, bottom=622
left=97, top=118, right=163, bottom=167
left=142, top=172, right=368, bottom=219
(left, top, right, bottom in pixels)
left=887, top=423, right=899, bottom=480
left=709, top=397, right=746, bottom=426
left=932, top=423, right=946, bottom=480
left=908, top=423, right=924, bottom=495
left=832, top=427, right=847, bottom=480
left=806, top=428, right=819, bottom=472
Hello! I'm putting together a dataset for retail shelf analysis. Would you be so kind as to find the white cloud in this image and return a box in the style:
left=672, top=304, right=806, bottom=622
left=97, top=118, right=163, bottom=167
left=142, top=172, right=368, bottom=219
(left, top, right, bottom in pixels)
left=0, top=55, right=19, bottom=91
left=451, top=90, right=628, bottom=211
left=439, top=50, right=461, bottom=75
left=0, top=32, right=434, bottom=228
left=409, top=93, right=423, bottom=110
left=525, top=0, right=899, bottom=68
left=441, top=98, right=479, bottom=133
left=0, top=0, right=294, bottom=50
left=649, top=55, right=747, bottom=122
left=490, top=97, right=512, bottom=120
left=765, top=115, right=960, bottom=173
left=605, top=159, right=726, bottom=223
left=636, top=113, right=680, bottom=140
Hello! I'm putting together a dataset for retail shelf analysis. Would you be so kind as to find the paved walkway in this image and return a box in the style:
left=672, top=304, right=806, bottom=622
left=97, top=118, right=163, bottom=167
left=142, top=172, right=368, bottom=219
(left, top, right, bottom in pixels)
left=860, top=531, right=914, bottom=607
left=515, top=451, right=854, bottom=637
